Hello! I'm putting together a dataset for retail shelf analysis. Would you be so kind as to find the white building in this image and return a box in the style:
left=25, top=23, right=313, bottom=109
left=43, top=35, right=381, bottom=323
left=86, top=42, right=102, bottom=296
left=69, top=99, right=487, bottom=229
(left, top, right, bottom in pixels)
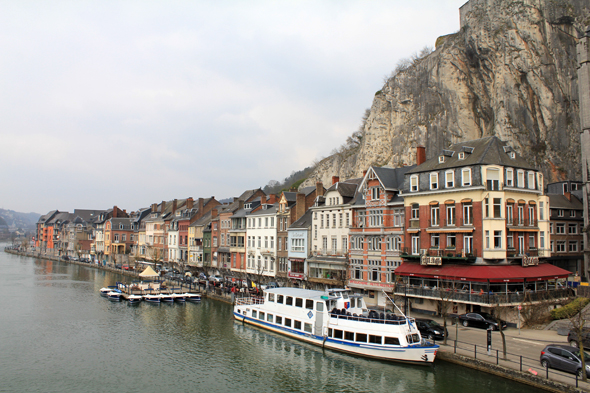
left=246, top=203, right=278, bottom=279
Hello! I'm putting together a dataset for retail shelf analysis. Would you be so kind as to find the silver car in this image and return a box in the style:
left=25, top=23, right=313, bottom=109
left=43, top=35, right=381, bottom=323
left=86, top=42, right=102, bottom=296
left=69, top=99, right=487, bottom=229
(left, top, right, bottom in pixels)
left=540, top=344, right=590, bottom=378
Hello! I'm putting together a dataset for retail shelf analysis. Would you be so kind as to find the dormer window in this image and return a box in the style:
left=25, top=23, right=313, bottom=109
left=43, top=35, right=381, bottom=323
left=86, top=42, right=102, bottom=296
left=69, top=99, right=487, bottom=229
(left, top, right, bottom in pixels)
left=371, top=187, right=381, bottom=200
left=445, top=170, right=454, bottom=188
left=509, top=152, right=516, bottom=159
left=410, top=175, right=419, bottom=192
left=439, top=156, right=445, bottom=163
left=430, top=173, right=438, bottom=190
left=458, top=152, right=465, bottom=160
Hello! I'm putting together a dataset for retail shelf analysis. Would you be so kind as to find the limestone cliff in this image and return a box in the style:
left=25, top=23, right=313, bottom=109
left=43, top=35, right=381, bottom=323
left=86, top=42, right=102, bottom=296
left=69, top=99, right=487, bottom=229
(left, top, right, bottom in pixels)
left=301, top=0, right=590, bottom=189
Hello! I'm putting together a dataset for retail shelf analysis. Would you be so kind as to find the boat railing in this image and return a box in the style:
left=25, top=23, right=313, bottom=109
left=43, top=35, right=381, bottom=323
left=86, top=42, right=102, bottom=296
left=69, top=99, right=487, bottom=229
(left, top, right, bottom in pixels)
left=235, top=297, right=264, bottom=306
left=329, top=311, right=412, bottom=326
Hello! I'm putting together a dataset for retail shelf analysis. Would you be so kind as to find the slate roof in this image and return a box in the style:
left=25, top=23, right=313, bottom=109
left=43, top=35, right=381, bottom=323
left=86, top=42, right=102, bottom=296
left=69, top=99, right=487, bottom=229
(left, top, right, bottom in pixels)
left=238, top=188, right=265, bottom=202
left=189, top=210, right=213, bottom=227
left=548, top=194, right=583, bottom=210
left=248, top=204, right=278, bottom=216
left=73, top=209, right=106, bottom=222
left=372, top=165, right=415, bottom=190
left=407, top=136, right=535, bottom=174
left=289, top=209, right=313, bottom=229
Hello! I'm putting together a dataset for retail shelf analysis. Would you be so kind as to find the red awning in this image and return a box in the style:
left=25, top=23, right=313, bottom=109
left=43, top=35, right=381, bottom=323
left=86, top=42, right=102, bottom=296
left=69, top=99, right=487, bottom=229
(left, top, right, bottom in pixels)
left=395, top=262, right=570, bottom=283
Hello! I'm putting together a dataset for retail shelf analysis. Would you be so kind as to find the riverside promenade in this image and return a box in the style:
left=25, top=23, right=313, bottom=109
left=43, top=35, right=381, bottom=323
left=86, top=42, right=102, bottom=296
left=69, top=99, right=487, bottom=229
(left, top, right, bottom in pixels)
left=4, top=247, right=588, bottom=392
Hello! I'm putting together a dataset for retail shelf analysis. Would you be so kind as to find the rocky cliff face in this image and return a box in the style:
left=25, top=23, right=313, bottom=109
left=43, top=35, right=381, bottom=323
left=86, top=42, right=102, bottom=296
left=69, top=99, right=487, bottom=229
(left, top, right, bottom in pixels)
left=301, top=0, right=590, bottom=189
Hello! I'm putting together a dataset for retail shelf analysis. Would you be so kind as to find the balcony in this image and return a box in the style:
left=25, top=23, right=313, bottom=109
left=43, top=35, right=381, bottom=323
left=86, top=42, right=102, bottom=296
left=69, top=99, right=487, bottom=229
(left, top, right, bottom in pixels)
left=394, top=284, right=571, bottom=306
left=401, top=247, right=477, bottom=262
left=506, top=218, right=538, bottom=228
left=506, top=248, right=550, bottom=258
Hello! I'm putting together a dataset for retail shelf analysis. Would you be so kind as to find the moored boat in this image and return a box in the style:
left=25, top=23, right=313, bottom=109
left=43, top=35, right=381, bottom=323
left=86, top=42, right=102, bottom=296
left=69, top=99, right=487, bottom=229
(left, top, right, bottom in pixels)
left=107, top=289, right=123, bottom=301
left=127, top=294, right=143, bottom=304
left=160, top=294, right=174, bottom=302
left=100, top=286, right=117, bottom=296
left=143, top=294, right=162, bottom=303
left=183, top=293, right=201, bottom=302
left=172, top=293, right=186, bottom=302
left=233, top=288, right=438, bottom=364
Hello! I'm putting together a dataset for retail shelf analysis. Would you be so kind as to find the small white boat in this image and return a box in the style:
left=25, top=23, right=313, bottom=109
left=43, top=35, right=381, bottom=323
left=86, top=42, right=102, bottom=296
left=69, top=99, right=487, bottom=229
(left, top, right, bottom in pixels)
left=107, top=290, right=122, bottom=301
left=128, top=294, right=143, bottom=304
left=160, top=294, right=174, bottom=302
left=183, top=293, right=201, bottom=302
left=143, top=294, right=162, bottom=303
left=172, top=294, right=186, bottom=302
left=100, top=286, right=117, bottom=296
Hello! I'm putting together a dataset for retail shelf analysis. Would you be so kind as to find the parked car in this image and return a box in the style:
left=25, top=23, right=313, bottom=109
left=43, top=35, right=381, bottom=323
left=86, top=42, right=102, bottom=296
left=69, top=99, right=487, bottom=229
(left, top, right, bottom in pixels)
left=210, top=275, right=223, bottom=283
left=261, top=282, right=280, bottom=290
left=458, top=312, right=507, bottom=330
left=540, top=344, right=590, bottom=378
left=568, top=328, right=590, bottom=348
left=415, top=318, right=448, bottom=341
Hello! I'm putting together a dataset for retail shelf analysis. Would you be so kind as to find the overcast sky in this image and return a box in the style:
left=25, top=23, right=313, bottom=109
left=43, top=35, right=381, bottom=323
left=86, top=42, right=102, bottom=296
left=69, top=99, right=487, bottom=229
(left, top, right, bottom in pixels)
left=0, top=0, right=466, bottom=215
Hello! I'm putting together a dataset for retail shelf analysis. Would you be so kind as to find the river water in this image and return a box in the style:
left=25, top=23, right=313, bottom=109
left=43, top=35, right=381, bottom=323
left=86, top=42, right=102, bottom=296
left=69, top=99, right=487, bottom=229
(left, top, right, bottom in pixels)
left=0, top=246, right=540, bottom=393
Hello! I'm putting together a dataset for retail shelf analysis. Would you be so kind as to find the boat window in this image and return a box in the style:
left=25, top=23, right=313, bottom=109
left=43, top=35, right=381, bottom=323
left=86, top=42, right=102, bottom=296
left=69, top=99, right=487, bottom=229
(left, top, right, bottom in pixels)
left=276, top=316, right=282, bottom=325
left=328, top=328, right=333, bottom=336
left=284, top=318, right=292, bottom=327
left=316, top=301, right=324, bottom=312
left=384, top=337, right=400, bottom=345
left=294, top=320, right=302, bottom=330
left=355, top=333, right=367, bottom=343
left=407, top=334, right=420, bottom=344
left=334, top=330, right=343, bottom=339
left=252, top=310, right=257, bottom=318
left=305, top=299, right=314, bottom=309
left=342, top=293, right=349, bottom=299
left=259, top=312, right=265, bottom=320
left=304, top=323, right=312, bottom=333
left=268, top=293, right=275, bottom=302
left=369, top=335, right=382, bottom=344
left=344, top=331, right=354, bottom=341
left=267, top=313, right=273, bottom=322
left=237, top=309, right=241, bottom=314
left=295, top=298, right=303, bottom=307
left=286, top=297, right=293, bottom=306
left=349, top=298, right=355, bottom=308
left=277, top=295, right=284, bottom=304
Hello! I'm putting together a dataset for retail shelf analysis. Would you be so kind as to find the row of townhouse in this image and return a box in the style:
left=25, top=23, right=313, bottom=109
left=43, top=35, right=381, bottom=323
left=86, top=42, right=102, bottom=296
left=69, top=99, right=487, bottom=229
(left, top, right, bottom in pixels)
left=34, top=136, right=584, bottom=321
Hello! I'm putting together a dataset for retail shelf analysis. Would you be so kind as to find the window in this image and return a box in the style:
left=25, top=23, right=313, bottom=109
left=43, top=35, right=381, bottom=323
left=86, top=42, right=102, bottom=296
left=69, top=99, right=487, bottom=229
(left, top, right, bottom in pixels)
left=411, top=204, right=419, bottom=219
left=447, top=234, right=456, bottom=248
left=484, top=197, right=489, bottom=218
left=569, top=242, right=578, bottom=252
left=393, top=209, right=403, bottom=227
left=506, top=168, right=513, bottom=187
left=549, top=223, right=553, bottom=234
left=556, top=223, right=565, bottom=234
left=339, top=213, right=343, bottom=228
left=557, top=209, right=564, bottom=217
left=528, top=234, right=536, bottom=248
left=486, top=168, right=500, bottom=190
left=446, top=205, right=455, bottom=226
left=494, top=231, right=502, bottom=249
left=431, top=234, right=440, bottom=249
left=540, top=232, right=545, bottom=249
left=493, top=198, right=502, bottom=218
left=485, top=230, right=490, bottom=249
left=528, top=172, right=535, bottom=189
left=410, top=175, right=419, bottom=192
left=284, top=318, right=292, bottom=327
left=342, top=237, right=347, bottom=253
left=517, top=170, right=525, bottom=188
left=333, top=214, right=336, bottom=228
left=446, top=170, right=454, bottom=188
left=463, top=203, right=472, bottom=225
left=371, top=187, right=381, bottom=200
left=369, top=209, right=384, bottom=227
left=539, top=201, right=544, bottom=220
left=461, top=168, right=471, bottom=186
left=430, top=205, right=439, bottom=226
left=332, top=237, right=337, bottom=254
left=430, top=173, right=438, bottom=190
left=556, top=241, right=566, bottom=252
left=304, top=323, right=313, bottom=333
left=570, top=210, right=576, bottom=217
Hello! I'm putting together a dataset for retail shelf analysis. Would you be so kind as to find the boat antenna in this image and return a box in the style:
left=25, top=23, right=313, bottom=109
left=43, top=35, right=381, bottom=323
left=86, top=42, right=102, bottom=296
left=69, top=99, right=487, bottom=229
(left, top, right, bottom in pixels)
left=382, top=290, right=407, bottom=318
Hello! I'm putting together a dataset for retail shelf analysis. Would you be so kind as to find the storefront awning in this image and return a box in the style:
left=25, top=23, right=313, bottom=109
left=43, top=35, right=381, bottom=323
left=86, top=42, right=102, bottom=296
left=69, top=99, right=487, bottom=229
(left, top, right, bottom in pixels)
left=395, top=262, right=570, bottom=283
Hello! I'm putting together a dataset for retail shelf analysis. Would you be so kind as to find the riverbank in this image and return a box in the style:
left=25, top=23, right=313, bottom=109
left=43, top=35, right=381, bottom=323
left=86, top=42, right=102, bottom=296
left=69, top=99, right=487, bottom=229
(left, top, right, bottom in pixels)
left=3, top=248, right=586, bottom=392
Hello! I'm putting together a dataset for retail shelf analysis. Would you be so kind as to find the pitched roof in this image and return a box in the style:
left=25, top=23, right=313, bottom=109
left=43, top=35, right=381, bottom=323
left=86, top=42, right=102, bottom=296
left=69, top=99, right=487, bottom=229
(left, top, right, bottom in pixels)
left=547, top=194, right=583, bottom=209
left=289, top=209, right=313, bottom=229
left=407, top=136, right=535, bottom=174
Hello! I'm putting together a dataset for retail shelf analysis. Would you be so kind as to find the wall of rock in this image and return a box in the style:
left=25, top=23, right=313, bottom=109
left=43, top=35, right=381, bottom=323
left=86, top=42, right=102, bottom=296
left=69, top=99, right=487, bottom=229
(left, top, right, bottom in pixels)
left=301, top=0, right=590, bottom=189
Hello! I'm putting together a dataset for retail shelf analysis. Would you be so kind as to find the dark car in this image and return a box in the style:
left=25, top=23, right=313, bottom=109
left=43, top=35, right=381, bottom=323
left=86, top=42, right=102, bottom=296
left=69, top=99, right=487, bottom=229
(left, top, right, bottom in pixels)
left=540, top=344, right=590, bottom=377
left=567, top=328, right=590, bottom=348
left=415, top=318, right=448, bottom=341
left=458, top=312, right=507, bottom=330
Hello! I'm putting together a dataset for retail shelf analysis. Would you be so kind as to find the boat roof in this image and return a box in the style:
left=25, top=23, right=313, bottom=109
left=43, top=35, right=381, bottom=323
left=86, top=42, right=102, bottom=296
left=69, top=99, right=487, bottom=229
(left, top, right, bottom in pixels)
left=265, top=287, right=329, bottom=300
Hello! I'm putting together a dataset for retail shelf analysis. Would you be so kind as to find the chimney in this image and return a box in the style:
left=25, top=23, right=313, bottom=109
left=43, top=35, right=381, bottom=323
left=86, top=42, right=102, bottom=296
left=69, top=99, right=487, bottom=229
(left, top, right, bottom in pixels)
left=172, top=199, right=177, bottom=214
left=316, top=182, right=324, bottom=197
left=212, top=208, right=218, bottom=218
left=261, top=195, right=265, bottom=207
left=239, top=199, right=244, bottom=210
left=268, top=194, right=277, bottom=204
left=564, top=191, right=572, bottom=201
left=113, top=206, right=118, bottom=218
left=233, top=197, right=238, bottom=202
left=198, top=198, right=204, bottom=212
left=296, top=192, right=305, bottom=221
left=187, top=197, right=194, bottom=209
left=416, top=146, right=426, bottom=166
left=332, top=176, right=340, bottom=185
left=161, top=201, right=166, bottom=214
left=151, top=203, right=157, bottom=213
left=363, top=170, right=367, bottom=176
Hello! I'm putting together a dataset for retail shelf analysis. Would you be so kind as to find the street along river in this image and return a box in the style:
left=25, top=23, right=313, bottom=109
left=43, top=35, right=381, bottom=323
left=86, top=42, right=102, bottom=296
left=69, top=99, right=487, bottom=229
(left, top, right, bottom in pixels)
left=0, top=246, right=541, bottom=393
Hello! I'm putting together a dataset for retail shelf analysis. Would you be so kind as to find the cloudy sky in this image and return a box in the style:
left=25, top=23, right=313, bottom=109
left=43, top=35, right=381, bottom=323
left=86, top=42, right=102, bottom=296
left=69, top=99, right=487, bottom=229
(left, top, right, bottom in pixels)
left=0, top=0, right=466, bottom=215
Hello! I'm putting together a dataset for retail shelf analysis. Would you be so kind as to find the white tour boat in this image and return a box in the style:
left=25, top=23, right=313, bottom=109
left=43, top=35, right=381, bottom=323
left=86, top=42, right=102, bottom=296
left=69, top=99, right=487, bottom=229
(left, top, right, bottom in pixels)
left=183, top=293, right=201, bottom=302
left=127, top=294, right=143, bottom=304
left=143, top=294, right=162, bottom=303
left=106, top=289, right=123, bottom=301
left=234, top=288, right=438, bottom=364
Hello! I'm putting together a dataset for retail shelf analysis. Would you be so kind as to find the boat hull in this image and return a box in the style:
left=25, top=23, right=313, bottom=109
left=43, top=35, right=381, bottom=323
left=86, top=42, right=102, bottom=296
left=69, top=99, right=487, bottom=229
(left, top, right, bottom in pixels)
left=233, top=312, right=438, bottom=364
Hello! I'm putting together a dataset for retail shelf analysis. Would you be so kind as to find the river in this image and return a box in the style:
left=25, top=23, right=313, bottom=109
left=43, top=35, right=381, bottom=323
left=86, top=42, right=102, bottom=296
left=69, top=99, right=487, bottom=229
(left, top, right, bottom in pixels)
left=0, top=246, right=540, bottom=392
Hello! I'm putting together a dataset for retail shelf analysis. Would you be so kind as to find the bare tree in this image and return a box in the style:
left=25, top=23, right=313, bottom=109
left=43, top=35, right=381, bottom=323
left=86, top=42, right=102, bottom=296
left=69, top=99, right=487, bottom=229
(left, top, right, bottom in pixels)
left=490, top=294, right=511, bottom=360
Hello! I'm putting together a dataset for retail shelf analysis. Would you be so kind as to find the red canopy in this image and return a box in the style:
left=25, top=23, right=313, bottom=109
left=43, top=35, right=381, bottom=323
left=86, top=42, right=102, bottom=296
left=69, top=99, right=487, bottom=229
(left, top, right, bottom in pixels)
left=395, top=262, right=570, bottom=283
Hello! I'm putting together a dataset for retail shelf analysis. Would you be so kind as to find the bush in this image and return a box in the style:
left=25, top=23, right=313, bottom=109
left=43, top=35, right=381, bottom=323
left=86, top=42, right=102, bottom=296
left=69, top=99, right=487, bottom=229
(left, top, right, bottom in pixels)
left=551, top=298, right=590, bottom=320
